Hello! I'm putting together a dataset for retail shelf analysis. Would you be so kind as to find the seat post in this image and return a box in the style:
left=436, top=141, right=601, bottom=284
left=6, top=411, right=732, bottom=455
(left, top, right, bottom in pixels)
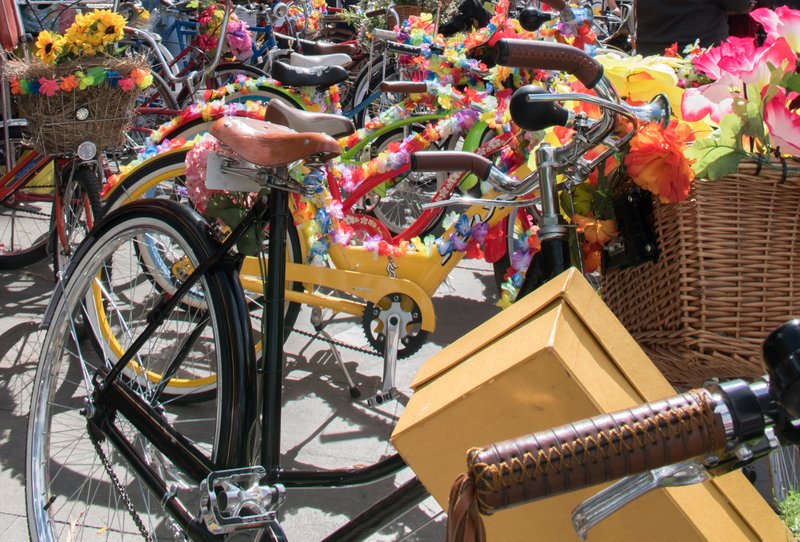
left=261, top=184, right=289, bottom=478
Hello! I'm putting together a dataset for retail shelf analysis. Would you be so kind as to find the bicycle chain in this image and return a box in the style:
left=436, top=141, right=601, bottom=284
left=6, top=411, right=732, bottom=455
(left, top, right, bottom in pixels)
left=291, top=326, right=381, bottom=357
left=88, top=423, right=155, bottom=542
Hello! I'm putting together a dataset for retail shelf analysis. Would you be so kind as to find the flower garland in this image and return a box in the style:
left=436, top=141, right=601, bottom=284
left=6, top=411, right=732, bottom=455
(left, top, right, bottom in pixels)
left=148, top=98, right=269, bottom=144
left=201, top=74, right=342, bottom=114
left=101, top=136, right=191, bottom=198
left=295, top=168, right=522, bottom=266
left=331, top=108, right=481, bottom=193
left=286, top=0, right=328, bottom=35
left=9, top=66, right=152, bottom=97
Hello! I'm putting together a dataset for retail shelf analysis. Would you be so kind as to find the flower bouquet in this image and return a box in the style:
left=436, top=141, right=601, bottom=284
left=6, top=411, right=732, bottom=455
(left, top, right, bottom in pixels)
left=3, top=9, right=152, bottom=154
left=600, top=6, right=800, bottom=387
left=192, top=0, right=253, bottom=61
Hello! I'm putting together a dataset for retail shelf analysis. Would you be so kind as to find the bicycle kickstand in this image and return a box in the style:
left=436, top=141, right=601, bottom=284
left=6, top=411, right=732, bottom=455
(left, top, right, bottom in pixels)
left=310, top=306, right=362, bottom=399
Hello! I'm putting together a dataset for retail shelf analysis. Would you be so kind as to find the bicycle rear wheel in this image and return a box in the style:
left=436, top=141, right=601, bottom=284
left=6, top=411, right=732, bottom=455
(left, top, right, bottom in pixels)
left=27, top=199, right=256, bottom=541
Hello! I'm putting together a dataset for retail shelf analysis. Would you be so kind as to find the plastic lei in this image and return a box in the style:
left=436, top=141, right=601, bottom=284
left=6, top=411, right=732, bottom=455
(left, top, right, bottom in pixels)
left=148, top=99, right=269, bottom=144
left=9, top=66, right=152, bottom=97
left=201, top=74, right=342, bottom=114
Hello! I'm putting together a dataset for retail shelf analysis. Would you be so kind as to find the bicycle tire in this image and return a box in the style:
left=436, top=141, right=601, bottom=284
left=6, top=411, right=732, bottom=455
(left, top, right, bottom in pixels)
left=26, top=199, right=256, bottom=541
left=103, top=149, right=304, bottom=337
left=0, top=126, right=53, bottom=269
left=52, top=166, right=105, bottom=279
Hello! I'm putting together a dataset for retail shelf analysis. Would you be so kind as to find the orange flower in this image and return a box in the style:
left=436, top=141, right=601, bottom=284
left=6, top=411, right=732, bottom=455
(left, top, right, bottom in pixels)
left=581, top=243, right=603, bottom=273
left=10, top=78, right=21, bottom=95
left=572, top=213, right=618, bottom=246
left=624, top=120, right=695, bottom=203
left=60, top=75, right=79, bottom=91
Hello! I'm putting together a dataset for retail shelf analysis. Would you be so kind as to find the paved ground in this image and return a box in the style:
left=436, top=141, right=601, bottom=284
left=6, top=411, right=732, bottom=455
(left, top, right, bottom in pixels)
left=0, top=255, right=502, bottom=541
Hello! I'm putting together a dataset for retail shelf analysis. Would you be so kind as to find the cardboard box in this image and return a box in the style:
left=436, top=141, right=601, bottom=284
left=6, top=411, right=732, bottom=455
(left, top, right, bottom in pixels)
left=392, top=268, right=788, bottom=541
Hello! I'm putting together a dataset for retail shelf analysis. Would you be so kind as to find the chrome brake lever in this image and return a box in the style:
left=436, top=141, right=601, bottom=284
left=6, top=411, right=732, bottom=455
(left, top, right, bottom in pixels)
left=570, top=461, right=709, bottom=540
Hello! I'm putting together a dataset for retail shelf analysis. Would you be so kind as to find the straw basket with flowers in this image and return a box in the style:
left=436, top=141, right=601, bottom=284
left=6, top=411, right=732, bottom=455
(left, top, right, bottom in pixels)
left=3, top=9, right=153, bottom=155
left=596, top=6, right=800, bottom=387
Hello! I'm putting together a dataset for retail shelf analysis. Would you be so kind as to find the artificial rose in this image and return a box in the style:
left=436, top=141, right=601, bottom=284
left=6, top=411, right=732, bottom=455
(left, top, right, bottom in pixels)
left=764, top=89, right=800, bottom=156
left=750, top=5, right=800, bottom=51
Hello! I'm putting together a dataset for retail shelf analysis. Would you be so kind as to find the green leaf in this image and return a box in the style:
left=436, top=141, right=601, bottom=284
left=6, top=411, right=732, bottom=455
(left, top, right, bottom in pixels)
left=568, top=182, right=595, bottom=217
left=685, top=136, right=745, bottom=179
left=781, top=72, right=800, bottom=94
left=743, top=98, right=766, bottom=142
left=718, top=113, right=744, bottom=148
left=706, top=149, right=746, bottom=180
left=593, top=188, right=616, bottom=221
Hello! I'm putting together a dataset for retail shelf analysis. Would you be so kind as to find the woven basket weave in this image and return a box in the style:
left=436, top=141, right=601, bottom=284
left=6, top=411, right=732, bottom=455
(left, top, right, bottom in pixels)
left=5, top=56, right=147, bottom=155
left=602, top=157, right=800, bottom=388
left=393, top=5, right=422, bottom=21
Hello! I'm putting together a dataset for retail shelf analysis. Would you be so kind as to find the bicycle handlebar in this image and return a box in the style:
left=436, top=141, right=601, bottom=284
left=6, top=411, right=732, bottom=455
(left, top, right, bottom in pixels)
left=494, top=38, right=604, bottom=89
left=466, top=389, right=727, bottom=515
left=448, top=319, right=800, bottom=541
left=411, top=152, right=493, bottom=181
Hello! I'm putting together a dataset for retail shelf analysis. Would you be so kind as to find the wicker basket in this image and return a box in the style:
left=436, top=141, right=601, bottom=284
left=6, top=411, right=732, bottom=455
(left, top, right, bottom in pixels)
left=5, top=56, right=147, bottom=155
left=602, top=157, right=800, bottom=387
left=393, top=4, right=422, bottom=21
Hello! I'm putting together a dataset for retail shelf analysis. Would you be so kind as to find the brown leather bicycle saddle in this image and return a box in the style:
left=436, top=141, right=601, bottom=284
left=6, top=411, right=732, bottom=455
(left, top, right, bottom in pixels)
left=270, top=60, right=349, bottom=88
left=265, top=99, right=355, bottom=139
left=210, top=117, right=341, bottom=167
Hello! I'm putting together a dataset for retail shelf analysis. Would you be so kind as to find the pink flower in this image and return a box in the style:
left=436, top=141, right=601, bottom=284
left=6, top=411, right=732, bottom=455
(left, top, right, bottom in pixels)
left=225, top=20, right=253, bottom=59
left=118, top=77, right=135, bottom=91
left=38, top=77, right=59, bottom=97
left=681, top=72, right=739, bottom=123
left=693, top=36, right=756, bottom=80
left=764, top=89, right=800, bottom=156
left=718, top=37, right=796, bottom=89
left=751, top=6, right=800, bottom=51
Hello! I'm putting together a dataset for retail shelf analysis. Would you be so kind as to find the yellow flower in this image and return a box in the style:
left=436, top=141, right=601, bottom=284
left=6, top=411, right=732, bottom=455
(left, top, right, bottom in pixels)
left=35, top=30, right=63, bottom=64
left=95, top=10, right=126, bottom=44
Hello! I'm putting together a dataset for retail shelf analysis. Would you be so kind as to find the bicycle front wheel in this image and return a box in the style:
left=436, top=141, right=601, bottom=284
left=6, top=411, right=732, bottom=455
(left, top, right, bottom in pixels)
left=27, top=199, right=256, bottom=541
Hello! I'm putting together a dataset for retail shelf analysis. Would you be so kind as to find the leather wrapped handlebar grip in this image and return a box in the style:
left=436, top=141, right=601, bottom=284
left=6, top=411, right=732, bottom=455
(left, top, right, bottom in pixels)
left=410, top=152, right=493, bottom=180
left=494, top=39, right=604, bottom=89
left=380, top=81, right=428, bottom=94
left=466, top=389, right=727, bottom=515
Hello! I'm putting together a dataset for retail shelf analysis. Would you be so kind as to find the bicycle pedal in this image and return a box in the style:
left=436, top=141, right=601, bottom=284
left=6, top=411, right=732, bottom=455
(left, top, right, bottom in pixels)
left=366, top=387, right=398, bottom=407
left=201, top=466, right=285, bottom=535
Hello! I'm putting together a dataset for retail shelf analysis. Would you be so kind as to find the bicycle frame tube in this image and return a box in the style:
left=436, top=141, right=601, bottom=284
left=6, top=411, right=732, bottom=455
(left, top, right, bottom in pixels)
left=0, top=151, right=53, bottom=200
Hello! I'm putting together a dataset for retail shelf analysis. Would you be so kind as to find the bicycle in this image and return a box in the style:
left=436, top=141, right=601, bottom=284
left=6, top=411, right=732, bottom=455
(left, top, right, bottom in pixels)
left=27, top=38, right=669, bottom=540
left=0, top=1, right=120, bottom=271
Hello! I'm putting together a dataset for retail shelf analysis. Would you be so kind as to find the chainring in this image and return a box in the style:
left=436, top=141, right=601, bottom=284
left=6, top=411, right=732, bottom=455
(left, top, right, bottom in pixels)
left=361, top=293, right=428, bottom=359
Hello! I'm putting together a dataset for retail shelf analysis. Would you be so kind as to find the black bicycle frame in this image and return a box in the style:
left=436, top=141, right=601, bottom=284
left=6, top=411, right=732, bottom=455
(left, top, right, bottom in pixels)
left=89, top=178, right=418, bottom=540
